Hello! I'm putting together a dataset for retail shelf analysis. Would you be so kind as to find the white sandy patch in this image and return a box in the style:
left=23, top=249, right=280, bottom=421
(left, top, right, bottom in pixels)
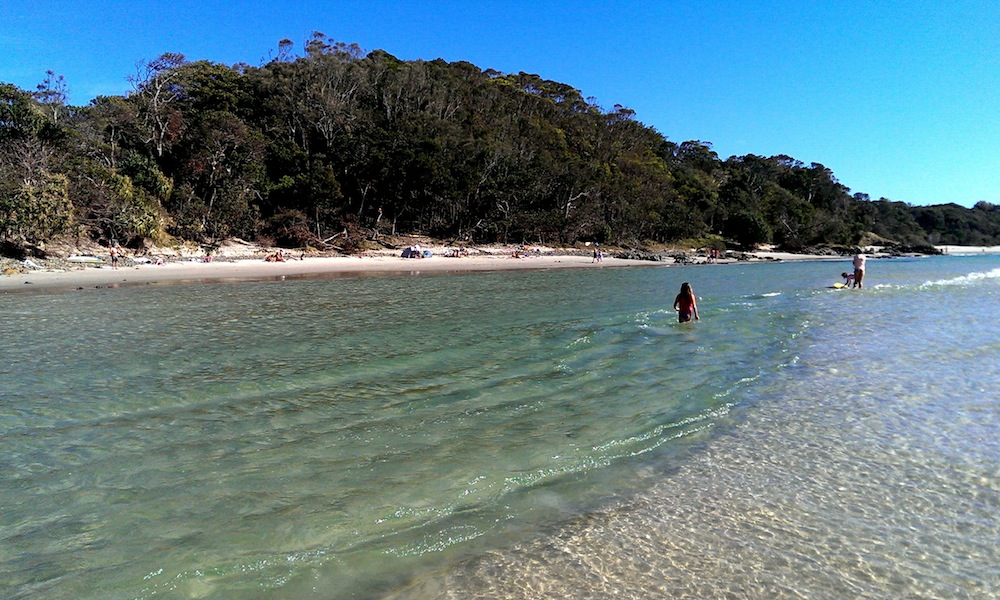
left=936, top=245, right=1000, bottom=255
left=0, top=253, right=655, bottom=292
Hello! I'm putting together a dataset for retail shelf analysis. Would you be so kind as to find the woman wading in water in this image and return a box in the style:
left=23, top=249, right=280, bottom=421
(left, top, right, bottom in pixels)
left=673, top=282, right=700, bottom=323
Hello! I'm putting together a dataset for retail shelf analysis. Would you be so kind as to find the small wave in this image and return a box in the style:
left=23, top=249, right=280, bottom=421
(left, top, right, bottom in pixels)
left=920, top=268, right=1000, bottom=288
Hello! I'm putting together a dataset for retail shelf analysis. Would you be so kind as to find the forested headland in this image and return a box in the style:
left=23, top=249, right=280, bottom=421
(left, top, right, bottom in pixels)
left=3, top=33, right=999, bottom=259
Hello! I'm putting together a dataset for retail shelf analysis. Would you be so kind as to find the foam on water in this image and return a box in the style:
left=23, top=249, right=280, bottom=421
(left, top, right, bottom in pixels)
left=921, top=266, right=1000, bottom=288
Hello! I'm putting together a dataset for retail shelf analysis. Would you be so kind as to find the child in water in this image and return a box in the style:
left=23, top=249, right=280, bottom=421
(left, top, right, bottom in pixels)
left=673, top=282, right=700, bottom=323
left=841, top=271, right=855, bottom=287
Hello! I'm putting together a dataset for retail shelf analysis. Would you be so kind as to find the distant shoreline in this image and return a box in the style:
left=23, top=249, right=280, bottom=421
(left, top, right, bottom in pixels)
left=1, top=252, right=649, bottom=293
left=935, top=245, right=1000, bottom=255
left=3, top=245, right=996, bottom=293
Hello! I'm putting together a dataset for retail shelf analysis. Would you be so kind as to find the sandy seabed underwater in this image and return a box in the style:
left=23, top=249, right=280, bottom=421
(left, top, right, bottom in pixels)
left=2, top=254, right=999, bottom=599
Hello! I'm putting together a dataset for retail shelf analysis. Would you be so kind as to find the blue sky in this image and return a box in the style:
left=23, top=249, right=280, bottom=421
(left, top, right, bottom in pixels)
left=2, top=0, right=997, bottom=207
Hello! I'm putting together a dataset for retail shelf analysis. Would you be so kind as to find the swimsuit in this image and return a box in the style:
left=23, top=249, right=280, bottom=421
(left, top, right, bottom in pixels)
left=676, top=296, right=695, bottom=321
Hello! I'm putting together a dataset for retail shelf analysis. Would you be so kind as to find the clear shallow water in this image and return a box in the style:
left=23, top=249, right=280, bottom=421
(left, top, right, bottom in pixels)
left=2, top=256, right=998, bottom=599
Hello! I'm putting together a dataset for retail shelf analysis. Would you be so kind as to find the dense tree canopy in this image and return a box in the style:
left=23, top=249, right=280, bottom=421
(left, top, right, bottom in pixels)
left=2, top=34, right=998, bottom=254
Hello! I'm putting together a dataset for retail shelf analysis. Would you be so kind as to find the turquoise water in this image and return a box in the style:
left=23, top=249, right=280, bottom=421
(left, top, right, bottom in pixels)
left=2, top=256, right=998, bottom=599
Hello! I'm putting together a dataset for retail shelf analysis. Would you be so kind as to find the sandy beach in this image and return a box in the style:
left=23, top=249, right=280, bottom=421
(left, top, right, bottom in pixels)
left=1, top=251, right=664, bottom=293
left=936, top=245, right=1000, bottom=255
left=4, top=244, right=995, bottom=293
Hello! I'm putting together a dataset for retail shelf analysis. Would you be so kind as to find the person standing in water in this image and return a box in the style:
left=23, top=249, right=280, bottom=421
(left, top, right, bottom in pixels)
left=673, top=282, right=700, bottom=323
left=852, top=252, right=867, bottom=288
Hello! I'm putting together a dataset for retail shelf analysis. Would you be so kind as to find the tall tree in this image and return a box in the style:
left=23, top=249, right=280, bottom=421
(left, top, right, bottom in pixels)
left=129, top=52, right=187, bottom=158
left=33, top=70, right=69, bottom=124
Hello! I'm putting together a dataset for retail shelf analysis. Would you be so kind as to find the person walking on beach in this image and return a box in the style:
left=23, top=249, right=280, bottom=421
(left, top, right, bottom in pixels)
left=852, top=252, right=867, bottom=288
left=110, top=243, right=120, bottom=270
left=673, top=282, right=700, bottom=323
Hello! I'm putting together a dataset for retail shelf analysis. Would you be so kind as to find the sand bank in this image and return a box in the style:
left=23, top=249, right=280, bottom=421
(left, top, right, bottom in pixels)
left=0, top=253, right=664, bottom=293
left=4, top=244, right=970, bottom=293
